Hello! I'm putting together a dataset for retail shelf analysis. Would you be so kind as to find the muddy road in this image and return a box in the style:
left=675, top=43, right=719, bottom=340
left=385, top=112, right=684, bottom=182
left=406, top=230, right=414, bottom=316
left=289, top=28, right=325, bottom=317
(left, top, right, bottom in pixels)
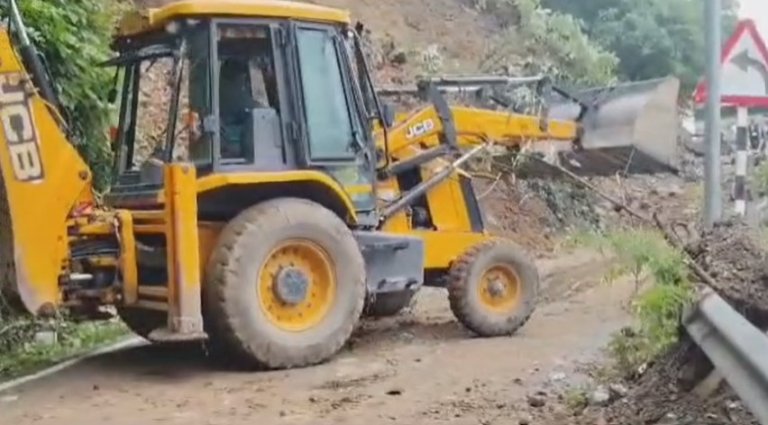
left=1, top=249, right=634, bottom=425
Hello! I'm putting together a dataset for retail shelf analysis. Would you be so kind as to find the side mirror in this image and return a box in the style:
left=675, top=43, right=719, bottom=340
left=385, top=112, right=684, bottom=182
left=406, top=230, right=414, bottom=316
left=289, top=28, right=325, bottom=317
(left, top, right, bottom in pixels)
left=381, top=102, right=395, bottom=128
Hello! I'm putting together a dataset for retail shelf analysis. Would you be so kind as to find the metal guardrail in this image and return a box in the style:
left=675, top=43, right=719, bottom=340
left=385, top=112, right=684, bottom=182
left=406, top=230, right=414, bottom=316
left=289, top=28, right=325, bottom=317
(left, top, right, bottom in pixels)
left=682, top=288, right=768, bottom=424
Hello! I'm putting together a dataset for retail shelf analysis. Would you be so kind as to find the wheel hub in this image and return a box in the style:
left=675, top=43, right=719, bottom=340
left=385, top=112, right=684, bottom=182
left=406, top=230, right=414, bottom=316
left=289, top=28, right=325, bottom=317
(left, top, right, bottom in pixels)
left=477, top=265, right=521, bottom=313
left=258, top=239, right=337, bottom=332
left=487, top=279, right=507, bottom=298
left=273, top=266, right=310, bottom=305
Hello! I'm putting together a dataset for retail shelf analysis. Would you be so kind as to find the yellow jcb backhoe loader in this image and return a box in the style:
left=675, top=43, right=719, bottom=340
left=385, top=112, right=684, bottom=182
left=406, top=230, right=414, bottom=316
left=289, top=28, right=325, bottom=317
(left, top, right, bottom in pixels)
left=0, top=0, right=680, bottom=369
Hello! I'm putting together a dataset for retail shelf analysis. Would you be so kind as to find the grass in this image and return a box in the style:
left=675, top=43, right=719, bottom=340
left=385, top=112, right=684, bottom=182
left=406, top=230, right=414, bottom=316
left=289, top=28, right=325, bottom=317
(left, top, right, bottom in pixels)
left=566, top=227, right=696, bottom=378
left=752, top=159, right=768, bottom=197
left=563, top=386, right=589, bottom=414
left=0, top=319, right=129, bottom=381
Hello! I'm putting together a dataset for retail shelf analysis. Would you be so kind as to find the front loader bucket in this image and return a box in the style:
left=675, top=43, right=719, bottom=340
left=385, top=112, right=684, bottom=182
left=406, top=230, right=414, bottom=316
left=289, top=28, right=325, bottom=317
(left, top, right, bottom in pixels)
left=547, top=76, right=682, bottom=175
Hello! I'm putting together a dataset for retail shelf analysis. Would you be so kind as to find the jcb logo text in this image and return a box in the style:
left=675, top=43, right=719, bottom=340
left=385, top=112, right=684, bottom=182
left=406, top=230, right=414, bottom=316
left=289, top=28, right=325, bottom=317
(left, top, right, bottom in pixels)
left=405, top=119, right=435, bottom=140
left=0, top=73, right=44, bottom=182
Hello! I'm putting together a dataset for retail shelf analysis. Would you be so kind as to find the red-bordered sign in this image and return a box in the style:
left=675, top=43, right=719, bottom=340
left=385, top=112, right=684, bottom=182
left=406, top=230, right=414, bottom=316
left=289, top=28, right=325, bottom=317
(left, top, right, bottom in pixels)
left=693, top=19, right=768, bottom=107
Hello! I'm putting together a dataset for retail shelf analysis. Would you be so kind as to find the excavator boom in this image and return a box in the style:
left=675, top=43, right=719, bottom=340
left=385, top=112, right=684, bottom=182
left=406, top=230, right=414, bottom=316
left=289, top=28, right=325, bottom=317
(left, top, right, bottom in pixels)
left=0, top=26, right=96, bottom=314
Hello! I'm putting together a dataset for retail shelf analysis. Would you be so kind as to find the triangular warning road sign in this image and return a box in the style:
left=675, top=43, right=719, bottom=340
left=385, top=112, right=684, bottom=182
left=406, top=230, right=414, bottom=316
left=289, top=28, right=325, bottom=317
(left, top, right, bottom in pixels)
left=694, top=19, right=768, bottom=107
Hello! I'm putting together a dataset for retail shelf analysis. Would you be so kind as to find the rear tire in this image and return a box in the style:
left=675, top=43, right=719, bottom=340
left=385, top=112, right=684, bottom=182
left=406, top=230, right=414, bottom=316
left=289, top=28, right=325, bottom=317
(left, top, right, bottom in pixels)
left=448, top=240, right=538, bottom=337
left=204, top=197, right=366, bottom=370
left=364, top=290, right=416, bottom=318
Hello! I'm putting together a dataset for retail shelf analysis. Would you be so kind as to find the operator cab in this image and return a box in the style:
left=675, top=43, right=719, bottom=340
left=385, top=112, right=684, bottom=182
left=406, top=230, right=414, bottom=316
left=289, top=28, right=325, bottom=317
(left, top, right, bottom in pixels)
left=105, top=1, right=384, bottom=223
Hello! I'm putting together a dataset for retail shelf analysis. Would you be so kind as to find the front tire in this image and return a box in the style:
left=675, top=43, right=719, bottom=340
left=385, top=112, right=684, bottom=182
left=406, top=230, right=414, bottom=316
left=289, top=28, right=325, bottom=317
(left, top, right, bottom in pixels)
left=448, top=240, right=538, bottom=337
left=204, top=198, right=366, bottom=369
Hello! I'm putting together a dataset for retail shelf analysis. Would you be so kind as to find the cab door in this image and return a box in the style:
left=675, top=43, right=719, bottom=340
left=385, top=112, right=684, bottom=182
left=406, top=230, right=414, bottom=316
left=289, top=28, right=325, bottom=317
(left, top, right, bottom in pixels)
left=288, top=23, right=377, bottom=225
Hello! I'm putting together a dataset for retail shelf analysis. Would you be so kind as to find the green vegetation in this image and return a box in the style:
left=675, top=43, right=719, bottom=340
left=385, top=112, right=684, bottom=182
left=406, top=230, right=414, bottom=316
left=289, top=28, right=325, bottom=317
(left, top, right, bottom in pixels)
left=569, top=228, right=695, bottom=377
left=752, top=160, right=768, bottom=197
left=540, top=0, right=741, bottom=93
left=0, top=312, right=129, bottom=381
left=563, top=387, right=590, bottom=413
left=477, top=0, right=618, bottom=85
left=0, top=0, right=131, bottom=190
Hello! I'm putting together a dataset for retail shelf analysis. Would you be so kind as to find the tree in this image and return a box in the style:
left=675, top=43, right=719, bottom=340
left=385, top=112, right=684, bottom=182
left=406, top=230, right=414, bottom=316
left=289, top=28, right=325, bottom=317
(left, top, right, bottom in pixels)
left=541, top=0, right=741, bottom=92
left=476, top=0, right=619, bottom=86
left=0, top=0, right=130, bottom=190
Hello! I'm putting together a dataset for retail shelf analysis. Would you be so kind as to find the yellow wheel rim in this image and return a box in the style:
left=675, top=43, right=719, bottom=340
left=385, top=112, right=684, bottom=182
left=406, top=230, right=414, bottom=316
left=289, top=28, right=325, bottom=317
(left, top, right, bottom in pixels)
left=257, top=239, right=336, bottom=332
left=477, top=264, right=521, bottom=313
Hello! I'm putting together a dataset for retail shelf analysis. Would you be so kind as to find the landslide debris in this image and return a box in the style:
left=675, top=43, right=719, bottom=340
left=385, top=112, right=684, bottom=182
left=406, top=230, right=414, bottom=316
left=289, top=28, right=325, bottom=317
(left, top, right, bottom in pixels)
left=567, top=220, right=767, bottom=425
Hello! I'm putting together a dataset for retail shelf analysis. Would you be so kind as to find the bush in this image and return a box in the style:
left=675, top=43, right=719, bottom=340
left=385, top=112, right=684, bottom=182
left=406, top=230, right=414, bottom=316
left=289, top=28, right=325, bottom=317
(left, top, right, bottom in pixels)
left=571, top=228, right=695, bottom=376
left=0, top=0, right=131, bottom=191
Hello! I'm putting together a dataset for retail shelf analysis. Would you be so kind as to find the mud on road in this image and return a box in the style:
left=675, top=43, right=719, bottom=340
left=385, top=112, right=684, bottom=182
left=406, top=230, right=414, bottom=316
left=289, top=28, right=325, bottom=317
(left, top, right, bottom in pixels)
left=0, top=249, right=632, bottom=425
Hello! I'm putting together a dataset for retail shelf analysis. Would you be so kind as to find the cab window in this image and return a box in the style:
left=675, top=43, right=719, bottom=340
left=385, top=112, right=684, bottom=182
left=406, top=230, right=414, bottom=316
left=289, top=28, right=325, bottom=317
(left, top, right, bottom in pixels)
left=295, top=27, right=356, bottom=160
left=216, top=24, right=280, bottom=163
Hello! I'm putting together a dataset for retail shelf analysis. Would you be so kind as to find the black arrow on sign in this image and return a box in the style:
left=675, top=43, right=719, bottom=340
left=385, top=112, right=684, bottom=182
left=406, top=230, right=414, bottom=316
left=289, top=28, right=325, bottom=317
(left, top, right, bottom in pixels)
left=731, top=49, right=768, bottom=95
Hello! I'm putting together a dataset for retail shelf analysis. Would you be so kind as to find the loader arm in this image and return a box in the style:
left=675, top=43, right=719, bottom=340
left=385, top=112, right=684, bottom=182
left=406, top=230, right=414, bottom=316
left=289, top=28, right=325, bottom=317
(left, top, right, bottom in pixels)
left=372, top=75, right=583, bottom=179
left=0, top=27, right=96, bottom=314
left=371, top=101, right=581, bottom=189
left=375, top=74, right=682, bottom=176
left=382, top=104, right=579, bottom=157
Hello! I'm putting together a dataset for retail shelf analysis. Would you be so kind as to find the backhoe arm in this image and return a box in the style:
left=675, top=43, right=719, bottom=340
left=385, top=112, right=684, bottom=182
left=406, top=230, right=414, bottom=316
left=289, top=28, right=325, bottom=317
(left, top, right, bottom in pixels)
left=0, top=26, right=96, bottom=314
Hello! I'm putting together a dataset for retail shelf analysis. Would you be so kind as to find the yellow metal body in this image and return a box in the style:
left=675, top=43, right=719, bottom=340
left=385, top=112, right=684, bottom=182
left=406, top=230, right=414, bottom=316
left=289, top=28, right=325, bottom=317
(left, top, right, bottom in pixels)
left=374, top=105, right=578, bottom=269
left=163, top=163, right=204, bottom=335
left=196, top=171, right=358, bottom=223
left=118, top=0, right=350, bottom=36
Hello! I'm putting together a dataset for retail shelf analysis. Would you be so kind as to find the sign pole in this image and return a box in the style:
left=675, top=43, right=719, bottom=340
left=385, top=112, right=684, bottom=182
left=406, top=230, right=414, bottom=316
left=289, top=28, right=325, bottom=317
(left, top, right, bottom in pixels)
left=734, top=106, right=749, bottom=216
left=704, top=0, right=723, bottom=227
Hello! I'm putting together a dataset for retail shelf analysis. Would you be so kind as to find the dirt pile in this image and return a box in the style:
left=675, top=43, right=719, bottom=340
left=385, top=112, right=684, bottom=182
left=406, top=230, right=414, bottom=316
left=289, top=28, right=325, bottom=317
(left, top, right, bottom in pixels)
left=579, top=338, right=757, bottom=425
left=474, top=172, right=613, bottom=257
left=476, top=168, right=702, bottom=256
left=304, top=0, right=498, bottom=80
left=475, top=178, right=559, bottom=255
left=691, top=220, right=768, bottom=323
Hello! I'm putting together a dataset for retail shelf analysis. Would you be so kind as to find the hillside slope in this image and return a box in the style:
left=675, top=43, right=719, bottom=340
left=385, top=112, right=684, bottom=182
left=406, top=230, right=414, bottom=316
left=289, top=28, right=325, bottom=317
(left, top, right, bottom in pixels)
left=305, top=0, right=499, bottom=76
left=135, top=0, right=504, bottom=81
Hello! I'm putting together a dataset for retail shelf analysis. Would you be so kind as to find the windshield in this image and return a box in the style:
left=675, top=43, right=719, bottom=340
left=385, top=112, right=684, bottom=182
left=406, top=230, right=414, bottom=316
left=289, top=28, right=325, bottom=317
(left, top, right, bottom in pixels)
left=113, top=26, right=211, bottom=179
